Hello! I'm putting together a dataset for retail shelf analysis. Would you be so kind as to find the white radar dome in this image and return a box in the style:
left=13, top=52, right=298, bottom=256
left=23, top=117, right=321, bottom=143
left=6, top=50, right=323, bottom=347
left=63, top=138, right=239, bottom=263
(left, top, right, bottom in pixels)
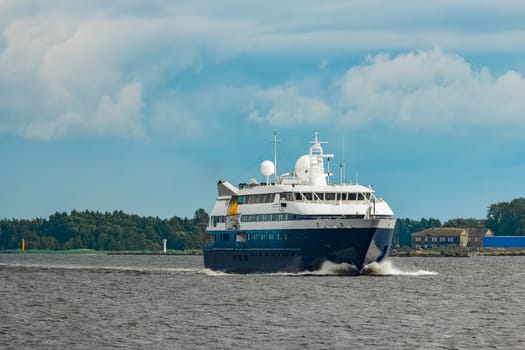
left=294, top=155, right=310, bottom=182
left=260, top=160, right=275, bottom=177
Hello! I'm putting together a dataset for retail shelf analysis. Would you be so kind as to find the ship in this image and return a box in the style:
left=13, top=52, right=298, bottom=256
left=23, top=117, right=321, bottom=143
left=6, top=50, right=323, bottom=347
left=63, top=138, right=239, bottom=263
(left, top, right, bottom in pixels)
left=203, top=132, right=395, bottom=273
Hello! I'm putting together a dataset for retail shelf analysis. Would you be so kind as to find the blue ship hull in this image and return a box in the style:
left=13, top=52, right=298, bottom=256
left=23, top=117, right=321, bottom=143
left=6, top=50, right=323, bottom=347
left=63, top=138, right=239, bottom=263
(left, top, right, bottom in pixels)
left=203, top=227, right=393, bottom=274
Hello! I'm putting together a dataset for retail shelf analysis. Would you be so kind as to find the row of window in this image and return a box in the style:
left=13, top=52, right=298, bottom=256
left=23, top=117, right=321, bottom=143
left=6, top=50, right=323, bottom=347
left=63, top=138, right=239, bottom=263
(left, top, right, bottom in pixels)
left=246, top=232, right=288, bottom=240
left=232, top=251, right=297, bottom=262
left=289, top=192, right=370, bottom=201
left=415, top=244, right=459, bottom=249
left=207, top=231, right=314, bottom=242
left=241, top=213, right=319, bottom=222
left=414, top=236, right=455, bottom=242
left=211, top=213, right=364, bottom=226
left=235, top=192, right=371, bottom=205
left=414, top=237, right=482, bottom=243
left=237, top=194, right=275, bottom=204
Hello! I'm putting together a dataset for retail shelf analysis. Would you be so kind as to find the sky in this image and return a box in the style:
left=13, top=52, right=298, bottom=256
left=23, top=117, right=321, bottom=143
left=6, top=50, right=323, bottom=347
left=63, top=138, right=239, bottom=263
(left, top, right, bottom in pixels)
left=1, top=0, right=525, bottom=221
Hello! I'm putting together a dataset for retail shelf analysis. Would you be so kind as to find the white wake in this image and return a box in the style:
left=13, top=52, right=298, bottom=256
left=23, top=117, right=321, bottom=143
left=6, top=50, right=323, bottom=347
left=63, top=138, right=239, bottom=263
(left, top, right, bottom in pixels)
left=201, top=259, right=438, bottom=276
left=362, top=259, right=438, bottom=276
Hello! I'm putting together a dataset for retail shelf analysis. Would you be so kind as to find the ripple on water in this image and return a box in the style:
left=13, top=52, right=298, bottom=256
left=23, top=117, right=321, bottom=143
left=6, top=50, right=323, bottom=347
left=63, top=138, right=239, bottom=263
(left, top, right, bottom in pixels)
left=0, top=254, right=524, bottom=349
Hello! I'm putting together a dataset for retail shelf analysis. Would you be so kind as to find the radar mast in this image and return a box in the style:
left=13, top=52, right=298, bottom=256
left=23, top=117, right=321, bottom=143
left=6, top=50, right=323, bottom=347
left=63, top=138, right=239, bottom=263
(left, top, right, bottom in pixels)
left=272, top=130, right=280, bottom=183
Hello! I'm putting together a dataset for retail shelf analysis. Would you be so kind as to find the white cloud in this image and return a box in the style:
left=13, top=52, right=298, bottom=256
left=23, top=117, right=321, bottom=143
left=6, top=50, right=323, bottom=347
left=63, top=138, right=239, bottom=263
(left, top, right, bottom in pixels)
left=247, top=49, right=525, bottom=132
left=22, top=82, right=144, bottom=139
left=337, top=48, right=525, bottom=129
left=0, top=13, right=201, bottom=139
left=248, top=86, right=332, bottom=126
left=1, top=2, right=525, bottom=139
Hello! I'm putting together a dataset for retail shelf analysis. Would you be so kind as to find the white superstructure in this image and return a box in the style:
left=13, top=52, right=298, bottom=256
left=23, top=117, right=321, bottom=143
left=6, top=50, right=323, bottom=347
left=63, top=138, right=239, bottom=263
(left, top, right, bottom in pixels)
left=209, top=132, right=394, bottom=230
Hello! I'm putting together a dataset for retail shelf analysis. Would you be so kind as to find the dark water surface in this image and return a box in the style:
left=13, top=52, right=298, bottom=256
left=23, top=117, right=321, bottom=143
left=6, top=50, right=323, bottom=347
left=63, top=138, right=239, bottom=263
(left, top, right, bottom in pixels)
left=1, top=254, right=524, bottom=349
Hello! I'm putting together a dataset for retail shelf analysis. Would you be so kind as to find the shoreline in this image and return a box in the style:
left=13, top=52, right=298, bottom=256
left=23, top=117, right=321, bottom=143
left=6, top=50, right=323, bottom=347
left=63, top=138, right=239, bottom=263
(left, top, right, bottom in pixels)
left=3, top=248, right=525, bottom=257
left=391, top=248, right=525, bottom=257
left=0, top=249, right=203, bottom=255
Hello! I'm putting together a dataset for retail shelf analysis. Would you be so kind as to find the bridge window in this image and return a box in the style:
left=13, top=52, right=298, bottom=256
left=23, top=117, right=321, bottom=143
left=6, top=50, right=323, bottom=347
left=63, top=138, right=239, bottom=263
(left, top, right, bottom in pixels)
left=281, top=193, right=294, bottom=201
left=211, top=216, right=226, bottom=226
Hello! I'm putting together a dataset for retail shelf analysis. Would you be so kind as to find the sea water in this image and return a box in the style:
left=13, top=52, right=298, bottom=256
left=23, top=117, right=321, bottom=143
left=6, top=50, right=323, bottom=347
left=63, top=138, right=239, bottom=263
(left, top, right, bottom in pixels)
left=1, top=254, right=524, bottom=349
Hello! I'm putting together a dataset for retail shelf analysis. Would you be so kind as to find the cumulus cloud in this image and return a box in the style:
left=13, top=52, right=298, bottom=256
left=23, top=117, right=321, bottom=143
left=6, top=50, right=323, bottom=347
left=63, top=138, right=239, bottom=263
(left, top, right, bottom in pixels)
left=248, top=86, right=332, bottom=126
left=0, top=15, right=152, bottom=139
left=22, top=82, right=144, bottom=139
left=337, top=48, right=525, bottom=129
left=246, top=49, right=525, bottom=132
left=1, top=2, right=525, bottom=140
left=0, top=8, right=247, bottom=139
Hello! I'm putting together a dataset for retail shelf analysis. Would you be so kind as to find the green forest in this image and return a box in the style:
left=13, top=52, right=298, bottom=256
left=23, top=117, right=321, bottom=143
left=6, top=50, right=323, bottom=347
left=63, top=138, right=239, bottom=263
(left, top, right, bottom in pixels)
left=395, top=198, right=525, bottom=247
left=0, top=209, right=208, bottom=251
left=1, top=198, right=524, bottom=251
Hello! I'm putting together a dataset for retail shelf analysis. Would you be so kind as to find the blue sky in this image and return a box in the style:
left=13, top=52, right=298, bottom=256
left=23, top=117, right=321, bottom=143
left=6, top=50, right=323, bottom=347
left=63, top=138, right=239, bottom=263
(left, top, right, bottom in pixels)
left=1, top=1, right=525, bottom=221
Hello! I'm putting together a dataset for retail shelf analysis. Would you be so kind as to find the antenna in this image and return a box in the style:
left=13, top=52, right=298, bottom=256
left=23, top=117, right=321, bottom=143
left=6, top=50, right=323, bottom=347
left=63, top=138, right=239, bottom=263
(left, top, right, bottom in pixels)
left=339, top=161, right=343, bottom=185
left=341, top=136, right=346, bottom=185
left=327, top=157, right=331, bottom=185
left=272, top=130, right=280, bottom=183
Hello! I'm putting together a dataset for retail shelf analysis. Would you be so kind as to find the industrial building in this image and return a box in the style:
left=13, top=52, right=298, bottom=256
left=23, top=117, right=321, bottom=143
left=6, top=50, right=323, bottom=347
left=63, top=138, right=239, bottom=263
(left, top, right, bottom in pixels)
left=483, top=236, right=525, bottom=248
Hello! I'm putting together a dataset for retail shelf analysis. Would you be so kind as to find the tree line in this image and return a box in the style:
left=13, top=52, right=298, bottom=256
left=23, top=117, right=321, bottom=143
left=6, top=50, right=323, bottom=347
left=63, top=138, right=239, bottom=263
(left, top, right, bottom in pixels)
left=1, top=198, right=524, bottom=251
left=394, top=198, right=525, bottom=247
left=0, top=209, right=208, bottom=251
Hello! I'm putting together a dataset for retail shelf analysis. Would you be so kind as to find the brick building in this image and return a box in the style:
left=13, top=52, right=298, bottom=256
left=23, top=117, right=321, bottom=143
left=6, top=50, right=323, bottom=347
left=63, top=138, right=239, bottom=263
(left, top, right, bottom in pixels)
left=411, top=228, right=493, bottom=249
left=412, top=228, right=468, bottom=249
